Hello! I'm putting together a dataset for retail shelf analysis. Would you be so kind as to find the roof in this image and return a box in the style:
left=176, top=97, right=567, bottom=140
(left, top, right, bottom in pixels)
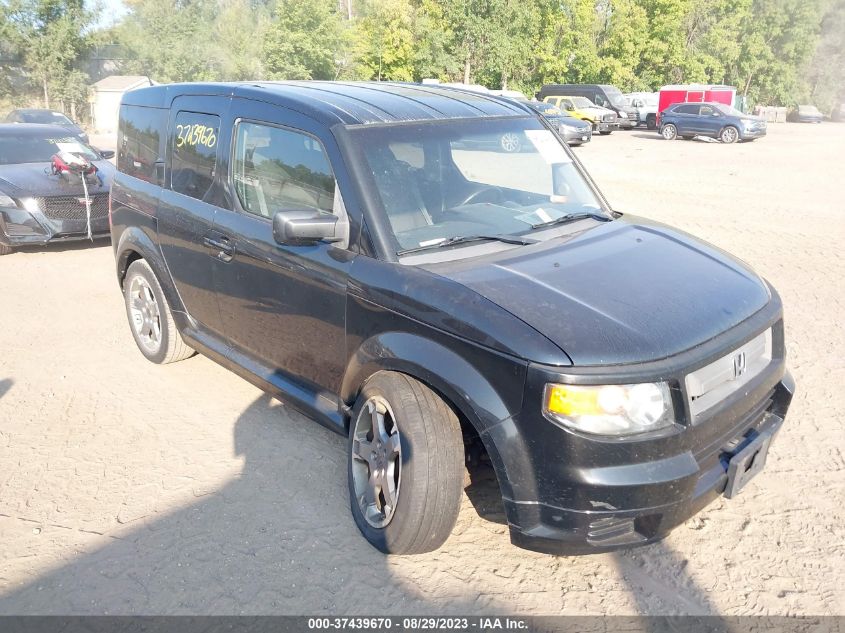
left=0, top=123, right=79, bottom=136
left=91, top=75, right=153, bottom=92
left=121, top=81, right=533, bottom=126
left=7, top=108, right=67, bottom=115
left=660, top=84, right=735, bottom=91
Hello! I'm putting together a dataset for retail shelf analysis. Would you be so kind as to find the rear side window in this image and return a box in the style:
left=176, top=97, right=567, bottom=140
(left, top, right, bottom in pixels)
left=232, top=121, right=335, bottom=218
left=118, top=105, right=166, bottom=183
left=171, top=111, right=220, bottom=201
left=674, top=104, right=700, bottom=115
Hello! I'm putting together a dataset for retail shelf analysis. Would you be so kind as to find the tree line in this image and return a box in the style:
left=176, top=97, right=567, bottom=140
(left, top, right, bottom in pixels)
left=1, top=0, right=843, bottom=119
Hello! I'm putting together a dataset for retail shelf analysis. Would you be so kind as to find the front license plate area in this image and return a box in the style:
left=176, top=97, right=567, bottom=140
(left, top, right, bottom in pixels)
left=724, top=430, right=773, bottom=499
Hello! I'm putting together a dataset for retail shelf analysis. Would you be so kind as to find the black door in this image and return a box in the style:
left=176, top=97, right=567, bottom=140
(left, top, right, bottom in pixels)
left=211, top=100, right=355, bottom=397
left=157, top=96, right=230, bottom=337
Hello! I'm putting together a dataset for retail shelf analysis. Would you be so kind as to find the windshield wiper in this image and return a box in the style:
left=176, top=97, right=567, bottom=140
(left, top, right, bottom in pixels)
left=530, top=211, right=611, bottom=230
left=398, top=234, right=537, bottom=256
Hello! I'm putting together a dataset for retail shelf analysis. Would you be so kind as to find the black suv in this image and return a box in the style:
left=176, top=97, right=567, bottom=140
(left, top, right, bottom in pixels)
left=111, top=82, right=794, bottom=555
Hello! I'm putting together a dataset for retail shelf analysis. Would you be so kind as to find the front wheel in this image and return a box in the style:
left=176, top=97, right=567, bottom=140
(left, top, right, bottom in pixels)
left=720, top=126, right=739, bottom=144
left=599, top=130, right=612, bottom=135
left=124, top=259, right=195, bottom=364
left=661, top=124, right=678, bottom=140
left=0, top=242, right=12, bottom=256
left=348, top=372, right=464, bottom=555
left=646, top=114, right=657, bottom=130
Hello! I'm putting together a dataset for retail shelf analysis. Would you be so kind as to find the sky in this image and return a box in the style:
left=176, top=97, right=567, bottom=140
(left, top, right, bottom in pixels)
left=91, top=0, right=129, bottom=29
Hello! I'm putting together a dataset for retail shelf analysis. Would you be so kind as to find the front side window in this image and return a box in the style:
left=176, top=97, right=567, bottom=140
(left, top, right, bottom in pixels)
left=171, top=111, right=220, bottom=201
left=351, top=117, right=607, bottom=257
left=700, top=105, right=716, bottom=116
left=232, top=121, right=336, bottom=219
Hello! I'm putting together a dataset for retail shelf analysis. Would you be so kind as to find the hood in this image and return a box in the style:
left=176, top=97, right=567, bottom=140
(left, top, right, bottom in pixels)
left=0, top=161, right=114, bottom=198
left=427, top=217, right=771, bottom=366
left=583, top=105, right=614, bottom=117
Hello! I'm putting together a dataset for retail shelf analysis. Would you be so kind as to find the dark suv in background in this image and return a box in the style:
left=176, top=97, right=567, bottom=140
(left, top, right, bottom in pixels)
left=111, top=81, right=793, bottom=556
left=660, top=102, right=767, bottom=143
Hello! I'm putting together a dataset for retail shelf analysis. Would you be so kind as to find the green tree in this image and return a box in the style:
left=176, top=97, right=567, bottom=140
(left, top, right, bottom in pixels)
left=119, top=0, right=219, bottom=83
left=356, top=0, right=416, bottom=81
left=263, top=0, right=350, bottom=80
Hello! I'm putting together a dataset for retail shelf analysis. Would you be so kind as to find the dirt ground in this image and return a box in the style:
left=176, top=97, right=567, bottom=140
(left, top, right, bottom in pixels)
left=0, top=123, right=843, bottom=616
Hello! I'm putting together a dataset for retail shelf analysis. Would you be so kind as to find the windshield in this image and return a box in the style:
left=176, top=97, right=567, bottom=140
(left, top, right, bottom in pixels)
left=570, top=97, right=595, bottom=108
left=716, top=104, right=746, bottom=116
left=352, top=118, right=607, bottom=256
left=0, top=134, right=100, bottom=165
left=20, top=111, right=74, bottom=125
left=604, top=88, right=627, bottom=108
left=532, top=102, right=563, bottom=116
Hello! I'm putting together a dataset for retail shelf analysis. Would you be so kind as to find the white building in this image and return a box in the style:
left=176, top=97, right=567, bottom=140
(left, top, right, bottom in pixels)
left=89, top=75, right=154, bottom=134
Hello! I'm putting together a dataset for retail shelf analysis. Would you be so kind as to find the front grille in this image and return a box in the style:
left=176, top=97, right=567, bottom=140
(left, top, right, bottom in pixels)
left=37, top=194, right=109, bottom=221
left=685, top=329, right=773, bottom=421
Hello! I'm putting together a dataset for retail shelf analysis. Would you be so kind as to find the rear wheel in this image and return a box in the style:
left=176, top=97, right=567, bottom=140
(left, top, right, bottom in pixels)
left=599, top=130, right=612, bottom=135
left=348, top=372, right=464, bottom=555
left=661, top=124, right=678, bottom=140
left=720, top=126, right=739, bottom=144
left=124, top=259, right=194, bottom=364
left=646, top=114, right=657, bottom=130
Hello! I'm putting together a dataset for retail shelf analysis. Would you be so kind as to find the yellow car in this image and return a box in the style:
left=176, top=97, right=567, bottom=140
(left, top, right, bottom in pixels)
left=543, top=96, right=618, bottom=134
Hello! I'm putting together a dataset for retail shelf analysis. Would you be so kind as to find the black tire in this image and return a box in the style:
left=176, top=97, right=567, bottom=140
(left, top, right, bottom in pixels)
left=720, top=125, right=739, bottom=144
left=0, top=242, right=12, bottom=256
left=599, top=130, right=612, bottom=135
left=682, top=135, right=694, bottom=140
left=661, top=123, right=678, bottom=140
left=646, top=114, right=657, bottom=130
left=348, top=372, right=464, bottom=555
left=124, top=259, right=194, bottom=364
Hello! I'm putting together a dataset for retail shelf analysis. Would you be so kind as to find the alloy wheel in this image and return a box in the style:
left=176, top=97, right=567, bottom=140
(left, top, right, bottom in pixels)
left=128, top=275, right=162, bottom=354
left=351, top=396, right=402, bottom=528
left=500, top=133, right=521, bottom=153
left=721, top=127, right=738, bottom=143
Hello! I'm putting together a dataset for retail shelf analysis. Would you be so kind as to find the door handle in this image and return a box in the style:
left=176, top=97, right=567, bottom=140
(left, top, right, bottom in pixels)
left=203, top=236, right=235, bottom=263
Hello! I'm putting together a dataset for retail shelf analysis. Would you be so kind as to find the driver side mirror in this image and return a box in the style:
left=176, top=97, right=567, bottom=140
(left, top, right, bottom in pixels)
left=272, top=209, right=341, bottom=245
left=98, top=149, right=115, bottom=160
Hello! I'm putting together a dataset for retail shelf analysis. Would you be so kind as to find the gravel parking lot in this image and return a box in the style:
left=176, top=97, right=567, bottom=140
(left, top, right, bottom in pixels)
left=0, top=123, right=843, bottom=616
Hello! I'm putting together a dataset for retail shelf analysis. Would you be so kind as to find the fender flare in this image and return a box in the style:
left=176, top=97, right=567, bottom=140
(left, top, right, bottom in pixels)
left=341, top=332, right=535, bottom=501
left=115, top=226, right=186, bottom=316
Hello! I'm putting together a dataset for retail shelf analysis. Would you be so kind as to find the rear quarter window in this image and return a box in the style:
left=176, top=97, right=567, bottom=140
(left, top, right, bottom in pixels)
left=118, top=105, right=166, bottom=183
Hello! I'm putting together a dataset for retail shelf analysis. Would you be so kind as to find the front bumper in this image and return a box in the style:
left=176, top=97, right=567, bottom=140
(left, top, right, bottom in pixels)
left=595, top=120, right=618, bottom=132
left=740, top=127, right=767, bottom=140
left=482, top=308, right=794, bottom=555
left=560, top=126, right=592, bottom=145
left=0, top=203, right=110, bottom=248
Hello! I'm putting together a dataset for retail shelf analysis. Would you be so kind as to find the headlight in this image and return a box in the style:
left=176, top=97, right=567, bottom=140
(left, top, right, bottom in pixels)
left=543, top=382, right=674, bottom=436
left=618, top=111, right=628, bottom=119
left=0, top=193, right=15, bottom=207
left=559, top=124, right=578, bottom=134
